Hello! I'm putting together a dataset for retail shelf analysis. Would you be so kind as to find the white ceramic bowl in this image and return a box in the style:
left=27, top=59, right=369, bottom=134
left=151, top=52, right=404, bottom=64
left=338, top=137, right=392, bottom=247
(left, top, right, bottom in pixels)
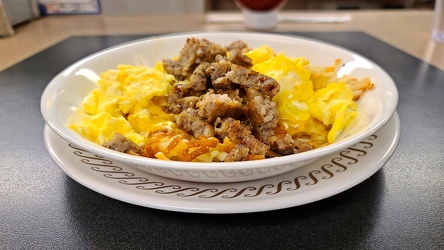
left=41, top=32, right=398, bottom=183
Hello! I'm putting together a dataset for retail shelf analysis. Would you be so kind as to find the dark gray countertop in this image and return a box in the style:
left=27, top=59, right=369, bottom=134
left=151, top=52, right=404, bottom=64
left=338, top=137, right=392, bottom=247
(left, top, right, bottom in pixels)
left=1, top=32, right=443, bottom=249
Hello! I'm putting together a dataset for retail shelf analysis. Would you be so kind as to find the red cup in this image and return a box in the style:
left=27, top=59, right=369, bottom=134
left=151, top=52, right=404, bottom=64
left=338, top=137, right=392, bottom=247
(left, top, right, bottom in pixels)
left=236, top=0, right=287, bottom=11
left=235, top=0, right=287, bottom=30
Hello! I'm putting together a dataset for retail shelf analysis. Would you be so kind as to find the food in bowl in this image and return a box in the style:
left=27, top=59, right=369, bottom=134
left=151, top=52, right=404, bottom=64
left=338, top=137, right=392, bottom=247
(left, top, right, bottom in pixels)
left=67, top=37, right=374, bottom=162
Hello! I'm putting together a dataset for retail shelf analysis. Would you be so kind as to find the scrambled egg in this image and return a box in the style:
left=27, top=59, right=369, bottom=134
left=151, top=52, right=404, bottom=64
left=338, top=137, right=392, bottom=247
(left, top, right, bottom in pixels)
left=246, top=46, right=357, bottom=147
left=68, top=64, right=175, bottom=145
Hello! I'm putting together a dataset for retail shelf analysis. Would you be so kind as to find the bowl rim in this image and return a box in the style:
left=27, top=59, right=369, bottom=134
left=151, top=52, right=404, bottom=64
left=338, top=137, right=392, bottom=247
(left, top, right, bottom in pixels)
left=40, top=31, right=398, bottom=171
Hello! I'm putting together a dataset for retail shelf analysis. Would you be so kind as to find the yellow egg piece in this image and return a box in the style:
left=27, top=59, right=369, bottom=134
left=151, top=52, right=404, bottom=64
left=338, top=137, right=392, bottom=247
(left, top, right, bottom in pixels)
left=68, top=64, right=175, bottom=146
left=249, top=48, right=359, bottom=147
left=245, top=45, right=276, bottom=65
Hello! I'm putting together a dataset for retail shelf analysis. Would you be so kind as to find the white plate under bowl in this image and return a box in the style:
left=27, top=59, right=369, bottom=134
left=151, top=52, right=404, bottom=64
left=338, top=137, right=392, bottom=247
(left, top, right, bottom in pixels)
left=41, top=32, right=398, bottom=183
left=44, top=112, right=400, bottom=214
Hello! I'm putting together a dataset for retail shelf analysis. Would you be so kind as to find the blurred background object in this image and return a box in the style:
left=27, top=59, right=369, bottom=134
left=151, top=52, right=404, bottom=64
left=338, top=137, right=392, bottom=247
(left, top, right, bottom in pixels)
left=432, top=0, right=443, bottom=41
left=38, top=0, right=100, bottom=15
left=0, top=0, right=436, bottom=37
left=207, top=0, right=436, bottom=10
left=100, top=0, right=205, bottom=15
left=1, top=0, right=39, bottom=36
left=0, top=0, right=14, bottom=37
left=2, top=0, right=39, bottom=25
left=235, top=0, right=288, bottom=29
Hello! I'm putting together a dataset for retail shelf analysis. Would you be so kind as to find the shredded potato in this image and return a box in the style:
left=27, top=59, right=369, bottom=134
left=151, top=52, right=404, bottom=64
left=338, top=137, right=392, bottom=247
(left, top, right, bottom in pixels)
left=141, top=131, right=234, bottom=162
